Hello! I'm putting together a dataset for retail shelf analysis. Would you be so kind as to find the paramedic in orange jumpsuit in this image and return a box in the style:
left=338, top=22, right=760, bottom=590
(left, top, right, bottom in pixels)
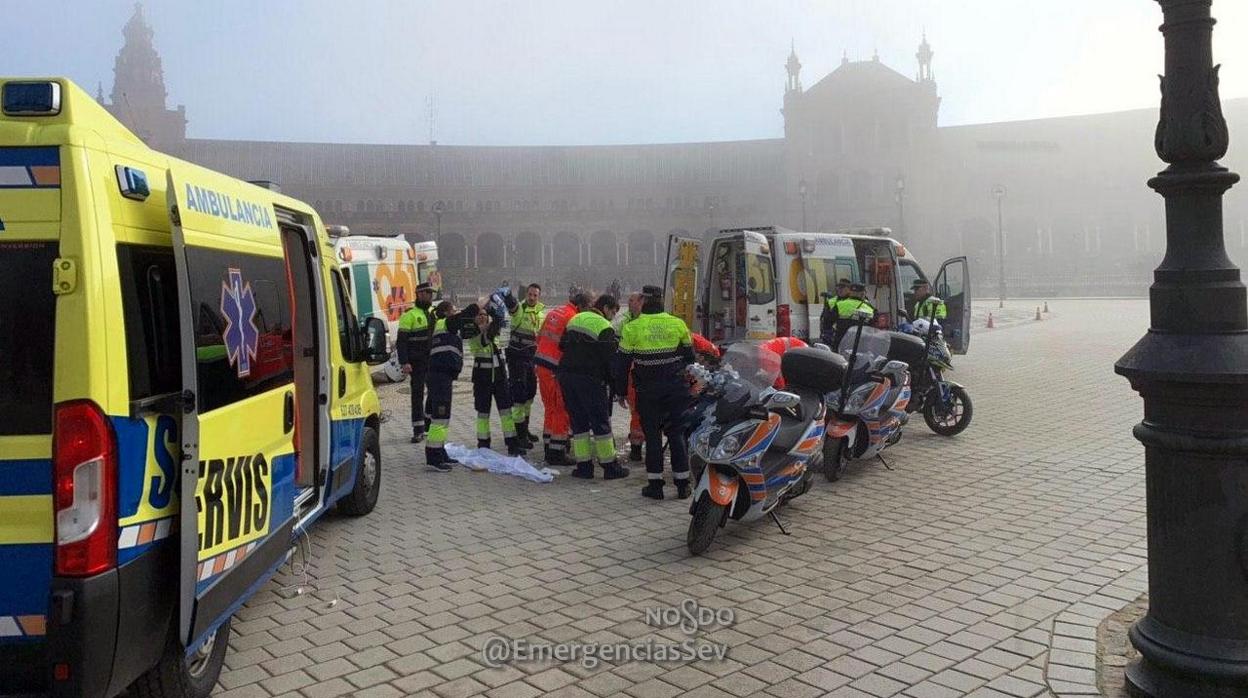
left=761, top=335, right=808, bottom=389
left=534, top=288, right=583, bottom=465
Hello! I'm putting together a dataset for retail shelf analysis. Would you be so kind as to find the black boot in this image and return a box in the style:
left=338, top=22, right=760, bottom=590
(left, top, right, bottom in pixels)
left=545, top=448, right=571, bottom=466
left=629, top=444, right=643, bottom=462
left=641, top=480, right=665, bottom=500
left=477, top=439, right=491, bottom=450
left=425, top=449, right=452, bottom=473
left=676, top=481, right=692, bottom=499
left=411, top=431, right=426, bottom=444
left=602, top=462, right=630, bottom=480
left=506, top=438, right=525, bottom=457
left=571, top=462, right=594, bottom=479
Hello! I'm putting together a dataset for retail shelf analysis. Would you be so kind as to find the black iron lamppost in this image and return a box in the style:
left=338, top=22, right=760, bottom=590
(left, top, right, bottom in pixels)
left=894, top=175, right=906, bottom=238
left=432, top=200, right=445, bottom=250
left=992, top=184, right=1006, bottom=308
left=1115, top=1, right=1246, bottom=696
left=799, top=179, right=808, bottom=231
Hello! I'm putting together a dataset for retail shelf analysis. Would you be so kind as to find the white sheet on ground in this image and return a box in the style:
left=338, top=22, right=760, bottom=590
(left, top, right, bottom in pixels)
left=445, top=443, right=557, bottom=483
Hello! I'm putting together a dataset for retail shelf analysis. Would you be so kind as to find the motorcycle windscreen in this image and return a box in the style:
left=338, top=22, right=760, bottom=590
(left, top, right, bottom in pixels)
left=167, top=167, right=298, bottom=649
left=741, top=231, right=776, bottom=340
left=934, top=256, right=970, bottom=354
left=664, top=235, right=703, bottom=334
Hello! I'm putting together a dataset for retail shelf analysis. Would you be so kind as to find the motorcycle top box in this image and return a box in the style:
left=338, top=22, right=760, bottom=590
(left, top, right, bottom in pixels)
left=780, top=347, right=846, bottom=395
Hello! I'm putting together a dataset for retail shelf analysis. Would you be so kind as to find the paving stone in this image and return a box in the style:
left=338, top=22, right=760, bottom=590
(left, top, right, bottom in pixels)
left=210, top=303, right=1153, bottom=698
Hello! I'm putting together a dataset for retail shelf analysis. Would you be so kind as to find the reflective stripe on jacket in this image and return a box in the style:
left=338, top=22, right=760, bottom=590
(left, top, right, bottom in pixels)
left=615, top=311, right=694, bottom=394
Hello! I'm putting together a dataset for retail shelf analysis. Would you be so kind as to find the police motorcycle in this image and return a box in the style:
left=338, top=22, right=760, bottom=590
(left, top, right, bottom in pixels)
left=822, top=312, right=914, bottom=482
left=686, top=343, right=844, bottom=555
left=900, top=312, right=973, bottom=436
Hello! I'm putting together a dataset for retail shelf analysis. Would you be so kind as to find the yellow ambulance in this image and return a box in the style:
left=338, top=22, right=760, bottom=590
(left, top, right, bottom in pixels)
left=0, top=78, right=387, bottom=697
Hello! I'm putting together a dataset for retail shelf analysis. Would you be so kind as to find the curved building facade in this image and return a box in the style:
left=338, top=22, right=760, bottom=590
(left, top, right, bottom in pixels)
left=104, top=6, right=1248, bottom=298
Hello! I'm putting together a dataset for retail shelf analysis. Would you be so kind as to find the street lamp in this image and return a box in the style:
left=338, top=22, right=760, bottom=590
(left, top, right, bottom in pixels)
left=894, top=175, right=906, bottom=237
left=799, top=179, right=808, bottom=231
left=432, top=200, right=445, bottom=251
left=992, top=185, right=1006, bottom=308
left=1115, top=2, right=1248, bottom=696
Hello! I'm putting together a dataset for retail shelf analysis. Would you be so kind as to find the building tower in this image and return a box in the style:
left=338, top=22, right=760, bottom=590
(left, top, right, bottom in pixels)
left=916, top=32, right=935, bottom=85
left=103, top=3, right=186, bottom=145
left=782, top=41, right=802, bottom=138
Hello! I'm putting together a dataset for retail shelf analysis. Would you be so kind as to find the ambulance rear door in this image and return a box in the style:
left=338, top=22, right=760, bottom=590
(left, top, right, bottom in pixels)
left=663, top=234, right=705, bottom=335
left=167, top=166, right=302, bottom=650
left=741, top=230, right=777, bottom=340
left=791, top=235, right=857, bottom=341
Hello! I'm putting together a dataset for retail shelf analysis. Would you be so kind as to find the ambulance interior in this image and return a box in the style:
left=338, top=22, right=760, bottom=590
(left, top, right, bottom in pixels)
left=850, top=237, right=901, bottom=329
left=705, top=238, right=775, bottom=342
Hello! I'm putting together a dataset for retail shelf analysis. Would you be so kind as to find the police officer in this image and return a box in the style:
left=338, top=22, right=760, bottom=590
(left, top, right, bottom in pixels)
left=612, top=292, right=645, bottom=462
left=911, top=279, right=947, bottom=323
left=507, top=283, right=545, bottom=447
left=559, top=294, right=629, bottom=480
left=398, top=281, right=436, bottom=443
left=534, top=288, right=582, bottom=465
left=616, top=285, right=696, bottom=500
left=821, top=281, right=875, bottom=349
left=426, top=301, right=474, bottom=472
left=466, top=302, right=525, bottom=456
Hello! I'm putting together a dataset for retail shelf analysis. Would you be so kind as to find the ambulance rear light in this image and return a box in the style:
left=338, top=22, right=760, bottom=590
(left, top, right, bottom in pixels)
left=2, top=81, right=62, bottom=116
left=776, top=304, right=791, bottom=337
left=53, top=401, right=117, bottom=577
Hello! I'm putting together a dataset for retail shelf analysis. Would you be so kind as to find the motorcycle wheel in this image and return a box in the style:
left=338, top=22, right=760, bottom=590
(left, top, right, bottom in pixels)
left=687, top=494, right=726, bottom=556
left=924, top=386, right=973, bottom=436
left=822, top=437, right=850, bottom=482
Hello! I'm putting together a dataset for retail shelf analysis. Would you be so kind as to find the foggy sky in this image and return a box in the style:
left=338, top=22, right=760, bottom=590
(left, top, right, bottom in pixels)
left=5, top=0, right=1247, bottom=146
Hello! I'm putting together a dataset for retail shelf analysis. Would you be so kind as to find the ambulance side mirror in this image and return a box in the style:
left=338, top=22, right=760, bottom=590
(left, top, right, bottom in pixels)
left=361, top=317, right=389, bottom=365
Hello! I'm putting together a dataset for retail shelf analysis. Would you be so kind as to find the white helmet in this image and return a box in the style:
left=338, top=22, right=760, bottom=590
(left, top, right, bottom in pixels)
left=911, top=318, right=933, bottom=336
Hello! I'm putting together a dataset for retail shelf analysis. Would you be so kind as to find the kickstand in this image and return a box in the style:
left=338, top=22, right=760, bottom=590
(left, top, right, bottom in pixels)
left=769, top=510, right=791, bottom=535
left=877, top=454, right=894, bottom=471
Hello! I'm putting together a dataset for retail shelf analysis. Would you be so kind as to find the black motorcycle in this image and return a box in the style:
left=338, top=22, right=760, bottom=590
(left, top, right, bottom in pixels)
left=899, top=313, right=972, bottom=436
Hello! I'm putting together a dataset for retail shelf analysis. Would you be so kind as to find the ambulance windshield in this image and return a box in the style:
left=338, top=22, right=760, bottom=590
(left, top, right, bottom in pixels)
left=0, top=241, right=58, bottom=435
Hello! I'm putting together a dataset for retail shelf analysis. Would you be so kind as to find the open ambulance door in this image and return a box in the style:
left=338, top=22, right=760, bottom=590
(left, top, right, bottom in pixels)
left=741, top=231, right=777, bottom=340
left=663, top=235, right=704, bottom=335
left=168, top=166, right=301, bottom=650
left=933, top=256, right=971, bottom=354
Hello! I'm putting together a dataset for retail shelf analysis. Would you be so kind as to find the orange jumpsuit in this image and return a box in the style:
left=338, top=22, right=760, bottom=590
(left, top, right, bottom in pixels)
left=761, top=336, right=807, bottom=389
left=535, top=302, right=577, bottom=462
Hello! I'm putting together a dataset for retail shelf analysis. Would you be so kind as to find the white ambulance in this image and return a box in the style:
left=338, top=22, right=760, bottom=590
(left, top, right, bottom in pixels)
left=329, top=229, right=432, bottom=382
left=663, top=226, right=971, bottom=353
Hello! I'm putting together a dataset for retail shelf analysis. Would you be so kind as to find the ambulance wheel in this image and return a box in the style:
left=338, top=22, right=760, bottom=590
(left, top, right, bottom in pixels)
left=383, top=354, right=405, bottom=383
left=130, top=617, right=230, bottom=698
left=338, top=426, right=381, bottom=516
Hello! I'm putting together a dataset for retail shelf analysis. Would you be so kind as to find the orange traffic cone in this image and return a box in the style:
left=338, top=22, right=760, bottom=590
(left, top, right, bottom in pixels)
left=1043, top=301, right=1050, bottom=313
left=1035, top=307, right=1042, bottom=321
left=986, top=313, right=995, bottom=329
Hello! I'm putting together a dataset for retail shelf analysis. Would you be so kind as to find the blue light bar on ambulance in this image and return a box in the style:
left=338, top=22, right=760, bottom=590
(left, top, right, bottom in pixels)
left=2, top=81, right=62, bottom=116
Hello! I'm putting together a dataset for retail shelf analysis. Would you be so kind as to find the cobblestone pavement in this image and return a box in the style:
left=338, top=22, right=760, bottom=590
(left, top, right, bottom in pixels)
left=213, top=300, right=1149, bottom=698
